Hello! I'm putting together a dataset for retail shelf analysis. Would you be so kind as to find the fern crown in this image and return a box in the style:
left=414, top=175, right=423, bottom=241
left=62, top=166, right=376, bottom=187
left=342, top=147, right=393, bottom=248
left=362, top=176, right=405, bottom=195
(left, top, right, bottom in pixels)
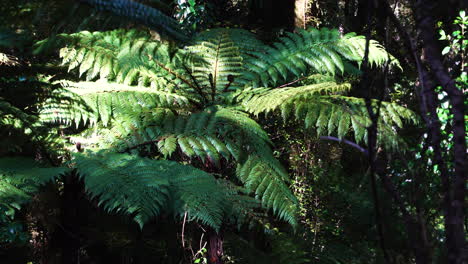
left=31, top=26, right=417, bottom=229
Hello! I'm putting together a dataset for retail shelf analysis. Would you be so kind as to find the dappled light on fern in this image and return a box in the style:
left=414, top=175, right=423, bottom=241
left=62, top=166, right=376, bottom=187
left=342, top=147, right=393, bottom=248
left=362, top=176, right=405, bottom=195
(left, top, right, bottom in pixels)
left=32, top=26, right=417, bottom=231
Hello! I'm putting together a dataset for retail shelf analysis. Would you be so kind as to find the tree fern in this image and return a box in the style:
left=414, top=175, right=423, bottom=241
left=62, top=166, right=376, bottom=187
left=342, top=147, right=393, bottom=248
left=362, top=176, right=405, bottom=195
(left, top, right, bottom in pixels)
left=35, top=26, right=417, bottom=230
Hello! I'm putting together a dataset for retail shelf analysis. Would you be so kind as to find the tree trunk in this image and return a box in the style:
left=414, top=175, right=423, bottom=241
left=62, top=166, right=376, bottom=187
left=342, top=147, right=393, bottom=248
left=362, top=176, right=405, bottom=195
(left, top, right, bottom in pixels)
left=207, top=229, right=223, bottom=264
left=294, top=0, right=307, bottom=29
left=412, top=1, right=467, bottom=263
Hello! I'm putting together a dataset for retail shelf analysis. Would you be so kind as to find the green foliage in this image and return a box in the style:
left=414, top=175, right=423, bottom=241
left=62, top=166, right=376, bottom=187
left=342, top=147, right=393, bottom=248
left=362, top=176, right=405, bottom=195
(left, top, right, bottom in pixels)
left=33, top=25, right=415, bottom=230
left=238, top=27, right=401, bottom=88
left=236, top=82, right=419, bottom=149
left=0, top=59, right=66, bottom=156
left=439, top=11, right=467, bottom=56
left=35, top=29, right=159, bottom=82
left=80, top=0, right=190, bottom=40
left=0, top=1, right=433, bottom=263
left=73, top=151, right=229, bottom=230
left=439, top=10, right=467, bottom=86
left=175, top=0, right=213, bottom=31
left=41, top=80, right=191, bottom=127
left=91, top=106, right=298, bottom=225
left=433, top=10, right=468, bottom=174
left=0, top=157, right=68, bottom=213
left=72, top=150, right=261, bottom=230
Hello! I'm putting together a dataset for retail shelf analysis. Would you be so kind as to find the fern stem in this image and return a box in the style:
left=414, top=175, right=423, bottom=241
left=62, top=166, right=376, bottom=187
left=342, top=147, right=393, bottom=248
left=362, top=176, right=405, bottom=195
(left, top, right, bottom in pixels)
left=154, top=61, right=199, bottom=91
left=181, top=63, right=208, bottom=105
left=276, top=76, right=309, bottom=88
left=120, top=139, right=159, bottom=152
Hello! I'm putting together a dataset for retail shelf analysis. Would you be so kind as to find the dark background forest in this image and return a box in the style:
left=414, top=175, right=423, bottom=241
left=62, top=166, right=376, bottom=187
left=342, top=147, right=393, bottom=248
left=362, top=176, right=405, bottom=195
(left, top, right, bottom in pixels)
left=0, top=0, right=466, bottom=263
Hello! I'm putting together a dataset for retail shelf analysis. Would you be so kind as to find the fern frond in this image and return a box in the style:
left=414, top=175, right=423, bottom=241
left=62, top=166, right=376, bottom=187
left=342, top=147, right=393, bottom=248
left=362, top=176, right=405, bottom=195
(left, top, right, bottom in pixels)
left=40, top=80, right=192, bottom=127
left=188, top=29, right=244, bottom=96
left=80, top=0, right=190, bottom=41
left=38, top=29, right=210, bottom=102
left=218, top=179, right=264, bottom=228
left=37, top=30, right=154, bottom=81
left=73, top=151, right=227, bottom=229
left=0, top=99, right=36, bottom=129
left=0, top=157, right=68, bottom=211
left=238, top=84, right=418, bottom=150
left=236, top=155, right=298, bottom=226
left=109, top=107, right=298, bottom=226
left=237, top=82, right=352, bottom=115
left=238, top=27, right=400, bottom=87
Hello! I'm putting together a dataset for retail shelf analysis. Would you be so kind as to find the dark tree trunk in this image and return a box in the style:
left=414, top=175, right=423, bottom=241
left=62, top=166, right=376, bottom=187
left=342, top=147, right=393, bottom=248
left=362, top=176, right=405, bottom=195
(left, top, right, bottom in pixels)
left=207, top=229, right=223, bottom=264
left=61, top=172, right=82, bottom=264
left=377, top=1, right=466, bottom=262
left=412, top=1, right=467, bottom=263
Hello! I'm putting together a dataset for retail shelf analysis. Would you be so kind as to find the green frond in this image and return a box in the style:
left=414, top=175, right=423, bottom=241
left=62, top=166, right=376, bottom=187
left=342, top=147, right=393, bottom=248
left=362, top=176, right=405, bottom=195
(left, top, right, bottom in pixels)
left=101, top=107, right=298, bottom=226
left=73, top=151, right=226, bottom=230
left=238, top=82, right=352, bottom=116
left=80, top=0, right=190, bottom=41
left=193, top=28, right=265, bottom=60
left=40, top=80, right=192, bottom=128
left=36, top=30, right=198, bottom=93
left=238, top=83, right=418, bottom=150
left=0, top=157, right=68, bottom=211
left=340, top=33, right=401, bottom=69
left=238, top=27, right=400, bottom=88
left=158, top=135, right=178, bottom=158
left=236, top=155, right=298, bottom=226
left=188, top=29, right=244, bottom=95
left=218, top=180, right=263, bottom=227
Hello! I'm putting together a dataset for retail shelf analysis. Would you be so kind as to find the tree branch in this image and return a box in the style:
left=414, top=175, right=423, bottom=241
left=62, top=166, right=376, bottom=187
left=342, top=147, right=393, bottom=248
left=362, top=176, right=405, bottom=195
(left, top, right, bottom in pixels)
left=319, top=136, right=367, bottom=154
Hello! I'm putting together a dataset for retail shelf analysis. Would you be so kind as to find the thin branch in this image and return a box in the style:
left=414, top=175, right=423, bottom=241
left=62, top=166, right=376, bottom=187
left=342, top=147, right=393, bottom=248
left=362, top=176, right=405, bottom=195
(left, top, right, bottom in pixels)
left=276, top=76, right=309, bottom=88
left=319, top=136, right=367, bottom=154
left=181, top=63, right=208, bottom=104
left=181, top=211, right=187, bottom=248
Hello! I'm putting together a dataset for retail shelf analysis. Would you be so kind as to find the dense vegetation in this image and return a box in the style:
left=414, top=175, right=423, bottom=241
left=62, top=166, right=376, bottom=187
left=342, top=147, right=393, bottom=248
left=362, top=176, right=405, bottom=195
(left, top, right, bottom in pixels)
left=1, top=0, right=466, bottom=263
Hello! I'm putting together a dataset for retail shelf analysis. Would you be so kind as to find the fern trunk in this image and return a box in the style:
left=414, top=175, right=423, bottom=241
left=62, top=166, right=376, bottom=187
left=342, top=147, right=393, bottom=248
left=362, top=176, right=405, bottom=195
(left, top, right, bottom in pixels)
left=207, top=229, right=223, bottom=264
left=61, top=172, right=82, bottom=264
